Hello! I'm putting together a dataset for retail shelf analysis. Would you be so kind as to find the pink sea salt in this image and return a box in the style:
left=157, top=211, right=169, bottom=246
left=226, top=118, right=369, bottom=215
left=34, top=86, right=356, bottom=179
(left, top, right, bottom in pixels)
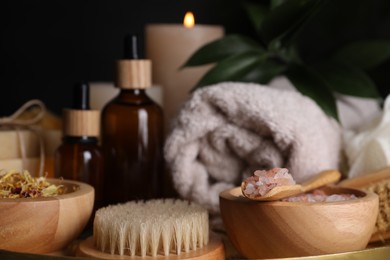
left=283, top=189, right=358, bottom=203
left=242, top=168, right=296, bottom=198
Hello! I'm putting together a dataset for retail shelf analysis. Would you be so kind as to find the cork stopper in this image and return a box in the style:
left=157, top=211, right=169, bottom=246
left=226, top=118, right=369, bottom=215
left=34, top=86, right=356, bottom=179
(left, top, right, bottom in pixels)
left=63, top=82, right=100, bottom=137
left=115, top=34, right=152, bottom=89
left=64, top=109, right=100, bottom=137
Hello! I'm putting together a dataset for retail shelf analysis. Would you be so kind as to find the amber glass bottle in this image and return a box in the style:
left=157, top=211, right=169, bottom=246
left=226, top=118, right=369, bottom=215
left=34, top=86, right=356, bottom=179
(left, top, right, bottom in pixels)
left=55, top=82, right=104, bottom=223
left=101, top=35, right=164, bottom=205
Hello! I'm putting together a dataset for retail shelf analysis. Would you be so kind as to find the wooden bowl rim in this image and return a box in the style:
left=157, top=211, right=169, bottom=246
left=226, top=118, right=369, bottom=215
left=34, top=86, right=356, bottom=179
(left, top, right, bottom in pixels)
left=0, top=178, right=94, bottom=202
left=220, top=186, right=378, bottom=207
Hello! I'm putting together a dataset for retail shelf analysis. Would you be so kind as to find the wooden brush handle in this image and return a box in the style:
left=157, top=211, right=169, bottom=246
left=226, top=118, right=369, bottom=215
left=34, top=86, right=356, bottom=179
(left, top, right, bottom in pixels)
left=301, top=170, right=341, bottom=192
left=339, top=167, right=390, bottom=188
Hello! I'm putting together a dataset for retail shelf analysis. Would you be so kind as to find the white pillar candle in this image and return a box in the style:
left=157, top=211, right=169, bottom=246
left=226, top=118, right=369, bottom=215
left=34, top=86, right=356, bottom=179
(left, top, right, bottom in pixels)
left=145, top=12, right=224, bottom=133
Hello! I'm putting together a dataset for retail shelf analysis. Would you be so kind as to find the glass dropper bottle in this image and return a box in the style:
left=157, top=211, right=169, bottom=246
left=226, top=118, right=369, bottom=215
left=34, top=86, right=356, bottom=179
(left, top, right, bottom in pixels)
left=101, top=34, right=164, bottom=205
left=55, top=81, right=104, bottom=226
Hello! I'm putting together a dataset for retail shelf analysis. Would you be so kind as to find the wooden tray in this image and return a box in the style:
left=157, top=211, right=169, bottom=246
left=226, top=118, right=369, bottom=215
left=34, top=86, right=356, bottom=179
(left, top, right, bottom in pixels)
left=1, top=238, right=389, bottom=260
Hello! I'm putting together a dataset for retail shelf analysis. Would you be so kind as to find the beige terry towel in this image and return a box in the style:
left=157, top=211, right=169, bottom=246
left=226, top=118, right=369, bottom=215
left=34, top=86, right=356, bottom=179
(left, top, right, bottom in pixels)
left=164, top=82, right=341, bottom=213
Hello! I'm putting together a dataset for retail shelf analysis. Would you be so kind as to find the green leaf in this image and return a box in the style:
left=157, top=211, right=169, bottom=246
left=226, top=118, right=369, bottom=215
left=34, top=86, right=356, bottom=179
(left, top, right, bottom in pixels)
left=193, top=51, right=266, bottom=89
left=275, top=45, right=303, bottom=64
left=182, top=34, right=263, bottom=67
left=286, top=65, right=338, bottom=120
left=313, top=60, right=380, bottom=98
left=271, top=0, right=287, bottom=9
left=260, top=0, right=321, bottom=44
left=332, top=40, right=390, bottom=70
left=241, top=60, right=286, bottom=84
left=242, top=1, right=269, bottom=32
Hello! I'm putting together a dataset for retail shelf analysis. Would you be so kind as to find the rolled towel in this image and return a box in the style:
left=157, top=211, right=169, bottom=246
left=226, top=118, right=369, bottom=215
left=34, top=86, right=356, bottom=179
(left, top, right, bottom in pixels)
left=164, top=82, right=341, bottom=213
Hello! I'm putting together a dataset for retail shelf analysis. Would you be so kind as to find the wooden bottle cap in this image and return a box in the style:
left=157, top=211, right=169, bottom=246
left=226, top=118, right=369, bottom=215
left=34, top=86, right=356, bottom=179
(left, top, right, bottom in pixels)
left=115, top=59, right=152, bottom=89
left=63, top=109, right=100, bottom=137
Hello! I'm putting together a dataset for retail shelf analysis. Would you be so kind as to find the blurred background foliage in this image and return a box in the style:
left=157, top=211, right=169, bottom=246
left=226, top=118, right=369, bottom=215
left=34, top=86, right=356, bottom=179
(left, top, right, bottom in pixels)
left=186, top=0, right=390, bottom=120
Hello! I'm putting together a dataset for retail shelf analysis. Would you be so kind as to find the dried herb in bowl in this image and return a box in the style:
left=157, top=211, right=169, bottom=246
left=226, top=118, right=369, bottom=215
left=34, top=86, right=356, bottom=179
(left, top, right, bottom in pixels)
left=0, top=169, right=64, bottom=198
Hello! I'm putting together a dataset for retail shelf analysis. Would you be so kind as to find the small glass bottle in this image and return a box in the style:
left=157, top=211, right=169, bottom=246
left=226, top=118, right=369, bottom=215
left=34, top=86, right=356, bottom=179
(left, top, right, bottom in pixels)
left=101, top=35, right=164, bottom=205
left=55, top=81, right=104, bottom=225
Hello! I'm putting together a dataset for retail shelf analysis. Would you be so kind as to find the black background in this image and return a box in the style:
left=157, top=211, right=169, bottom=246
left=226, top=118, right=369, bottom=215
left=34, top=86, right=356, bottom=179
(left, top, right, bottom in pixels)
left=3, top=0, right=390, bottom=116
left=3, top=0, right=250, bottom=116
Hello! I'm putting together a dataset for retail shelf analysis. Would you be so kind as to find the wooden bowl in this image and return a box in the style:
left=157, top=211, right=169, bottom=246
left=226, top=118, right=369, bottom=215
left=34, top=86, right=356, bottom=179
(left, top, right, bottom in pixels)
left=0, top=179, right=94, bottom=254
left=219, top=186, right=378, bottom=259
left=338, top=167, right=390, bottom=242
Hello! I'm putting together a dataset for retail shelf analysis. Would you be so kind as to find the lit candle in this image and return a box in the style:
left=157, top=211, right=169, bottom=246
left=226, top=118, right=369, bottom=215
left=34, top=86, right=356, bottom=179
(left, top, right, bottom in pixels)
left=145, top=12, right=224, bottom=133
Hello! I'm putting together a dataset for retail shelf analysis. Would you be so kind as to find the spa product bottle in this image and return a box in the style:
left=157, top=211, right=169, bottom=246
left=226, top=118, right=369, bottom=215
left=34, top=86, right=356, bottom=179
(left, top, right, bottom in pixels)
left=55, top=81, right=104, bottom=215
left=101, top=34, right=164, bottom=205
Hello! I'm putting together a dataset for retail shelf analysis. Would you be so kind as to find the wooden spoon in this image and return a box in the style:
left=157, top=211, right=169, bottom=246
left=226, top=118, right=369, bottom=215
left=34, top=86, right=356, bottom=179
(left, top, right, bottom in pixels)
left=241, top=169, right=341, bottom=201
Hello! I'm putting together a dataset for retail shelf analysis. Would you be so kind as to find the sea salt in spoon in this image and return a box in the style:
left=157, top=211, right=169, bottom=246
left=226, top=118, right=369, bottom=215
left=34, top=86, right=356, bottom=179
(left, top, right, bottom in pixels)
left=241, top=169, right=341, bottom=201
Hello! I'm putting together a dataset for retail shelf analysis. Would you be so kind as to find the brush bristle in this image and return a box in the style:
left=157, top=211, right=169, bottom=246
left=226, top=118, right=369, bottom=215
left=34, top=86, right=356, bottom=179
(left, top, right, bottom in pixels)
left=366, top=180, right=390, bottom=235
left=93, top=199, right=209, bottom=257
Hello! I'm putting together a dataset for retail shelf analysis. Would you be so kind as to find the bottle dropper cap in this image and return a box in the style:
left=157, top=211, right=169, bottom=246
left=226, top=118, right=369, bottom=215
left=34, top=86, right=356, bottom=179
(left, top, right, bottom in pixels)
left=72, top=81, right=90, bottom=110
left=124, top=34, right=140, bottom=59
left=63, top=81, right=100, bottom=137
left=115, top=34, right=152, bottom=89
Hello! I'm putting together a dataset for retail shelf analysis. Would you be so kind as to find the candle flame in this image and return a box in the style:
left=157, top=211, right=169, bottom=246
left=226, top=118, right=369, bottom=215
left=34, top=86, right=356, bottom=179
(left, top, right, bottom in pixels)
left=183, top=12, right=195, bottom=28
